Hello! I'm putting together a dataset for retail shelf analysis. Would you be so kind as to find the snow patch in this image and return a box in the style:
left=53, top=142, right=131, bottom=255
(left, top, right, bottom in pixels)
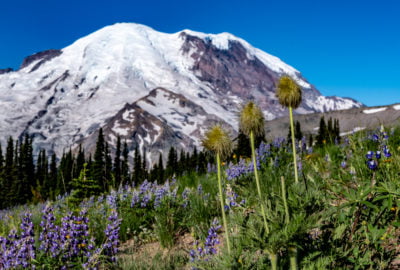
left=363, top=107, right=387, bottom=114
left=340, top=127, right=366, bottom=136
left=393, top=104, right=400, bottom=110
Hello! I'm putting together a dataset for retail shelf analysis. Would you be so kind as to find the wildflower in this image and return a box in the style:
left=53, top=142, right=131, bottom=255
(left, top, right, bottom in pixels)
left=367, top=160, right=378, bottom=170
left=340, top=161, right=347, bottom=169
left=366, top=151, right=374, bottom=160
left=375, top=151, right=381, bottom=159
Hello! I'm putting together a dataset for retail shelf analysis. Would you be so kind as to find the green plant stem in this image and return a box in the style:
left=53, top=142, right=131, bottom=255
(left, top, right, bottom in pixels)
left=281, top=176, right=290, bottom=224
left=216, top=153, right=231, bottom=254
left=289, top=106, right=299, bottom=183
left=289, top=246, right=298, bottom=270
left=269, top=252, right=278, bottom=270
left=250, top=131, right=269, bottom=234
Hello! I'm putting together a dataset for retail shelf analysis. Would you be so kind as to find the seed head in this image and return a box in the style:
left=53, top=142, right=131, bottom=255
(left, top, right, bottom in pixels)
left=276, top=75, right=302, bottom=109
left=202, top=125, right=233, bottom=159
left=239, top=101, right=265, bottom=137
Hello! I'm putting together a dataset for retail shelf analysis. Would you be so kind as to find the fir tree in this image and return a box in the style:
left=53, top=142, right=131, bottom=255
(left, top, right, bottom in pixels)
left=49, top=153, right=58, bottom=200
left=104, top=142, right=112, bottom=189
left=166, top=146, right=177, bottom=178
left=74, top=144, right=85, bottom=179
left=316, top=116, right=327, bottom=146
left=133, top=146, right=142, bottom=184
left=70, top=163, right=101, bottom=205
left=93, top=128, right=106, bottom=191
left=121, top=141, right=130, bottom=185
left=113, top=136, right=122, bottom=188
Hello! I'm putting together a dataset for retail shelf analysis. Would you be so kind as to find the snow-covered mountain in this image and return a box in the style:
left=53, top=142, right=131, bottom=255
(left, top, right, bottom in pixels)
left=0, top=23, right=362, bottom=164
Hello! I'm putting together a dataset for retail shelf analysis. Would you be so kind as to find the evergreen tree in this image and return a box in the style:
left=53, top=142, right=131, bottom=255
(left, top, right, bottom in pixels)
left=104, top=142, right=112, bottom=189
left=166, top=147, right=177, bottom=178
left=142, top=151, right=148, bottom=181
left=121, top=141, right=130, bottom=185
left=191, top=146, right=198, bottom=172
left=17, top=134, right=34, bottom=204
left=70, top=163, right=101, bottom=205
left=157, top=153, right=164, bottom=182
left=2, top=137, right=16, bottom=208
left=93, top=128, right=106, bottom=191
left=49, top=153, right=57, bottom=200
left=334, top=118, right=341, bottom=143
left=295, top=121, right=303, bottom=141
left=74, top=145, right=85, bottom=179
left=133, top=146, right=142, bottom=184
left=113, top=136, right=122, bottom=188
left=316, top=116, right=327, bottom=146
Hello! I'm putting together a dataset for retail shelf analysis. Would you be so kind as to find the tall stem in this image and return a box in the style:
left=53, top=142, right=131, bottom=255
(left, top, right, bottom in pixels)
left=270, top=252, right=278, bottom=270
left=250, top=131, right=269, bottom=234
left=216, top=153, right=231, bottom=254
left=289, top=106, right=299, bottom=183
left=289, top=246, right=298, bottom=270
left=281, top=176, right=290, bottom=224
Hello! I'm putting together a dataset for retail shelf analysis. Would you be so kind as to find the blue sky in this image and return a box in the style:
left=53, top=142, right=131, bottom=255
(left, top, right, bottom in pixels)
left=1, top=0, right=399, bottom=106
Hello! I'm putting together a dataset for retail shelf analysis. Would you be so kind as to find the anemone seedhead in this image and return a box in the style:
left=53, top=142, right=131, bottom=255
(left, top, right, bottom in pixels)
left=202, top=125, right=233, bottom=159
left=276, top=75, right=302, bottom=109
left=239, top=101, right=265, bottom=137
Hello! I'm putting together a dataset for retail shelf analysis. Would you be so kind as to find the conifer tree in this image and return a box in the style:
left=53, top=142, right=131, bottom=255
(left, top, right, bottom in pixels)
left=121, top=141, right=130, bottom=185
left=70, top=163, right=101, bottom=205
left=133, top=145, right=142, bottom=184
left=104, top=142, right=112, bottom=189
left=74, top=144, right=85, bottom=179
left=316, top=116, right=327, bottom=146
left=166, top=146, right=177, bottom=178
left=49, top=153, right=58, bottom=200
left=113, top=136, right=122, bottom=188
left=93, top=128, right=106, bottom=191
left=157, top=153, right=164, bottom=182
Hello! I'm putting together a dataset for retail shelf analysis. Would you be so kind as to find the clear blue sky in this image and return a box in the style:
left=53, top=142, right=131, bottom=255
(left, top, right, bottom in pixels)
left=1, top=0, right=399, bottom=106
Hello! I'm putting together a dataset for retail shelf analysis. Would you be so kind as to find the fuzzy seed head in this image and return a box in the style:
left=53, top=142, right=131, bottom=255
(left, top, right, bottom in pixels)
left=202, top=125, right=233, bottom=159
left=276, top=75, right=302, bottom=109
left=239, top=102, right=265, bottom=137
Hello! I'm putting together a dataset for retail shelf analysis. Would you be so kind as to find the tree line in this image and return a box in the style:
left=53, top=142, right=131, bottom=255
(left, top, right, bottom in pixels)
left=0, top=128, right=211, bottom=209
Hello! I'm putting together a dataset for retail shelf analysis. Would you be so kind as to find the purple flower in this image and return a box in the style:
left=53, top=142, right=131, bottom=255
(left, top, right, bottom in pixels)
left=102, top=210, right=121, bottom=263
left=375, top=151, right=381, bottom=159
left=340, top=161, right=347, bottom=169
left=189, top=219, right=221, bottom=263
left=367, top=160, right=378, bottom=170
left=383, top=146, right=391, bottom=158
left=366, top=151, right=374, bottom=160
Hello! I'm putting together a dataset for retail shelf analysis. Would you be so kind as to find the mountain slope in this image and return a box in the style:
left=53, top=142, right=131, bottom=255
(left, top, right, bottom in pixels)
left=0, top=23, right=362, bottom=163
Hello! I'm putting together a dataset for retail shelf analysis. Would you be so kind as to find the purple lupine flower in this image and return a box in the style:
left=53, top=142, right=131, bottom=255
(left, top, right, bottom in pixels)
left=181, top=187, right=190, bottom=208
left=367, top=160, right=378, bottom=170
left=17, top=213, right=36, bottom=268
left=106, top=190, right=118, bottom=209
left=340, top=161, right=347, bottom=169
left=39, top=205, right=61, bottom=258
left=366, top=151, right=374, bottom=160
left=103, top=210, right=121, bottom=263
left=375, top=151, right=381, bottom=159
left=189, top=218, right=221, bottom=263
left=383, top=146, right=391, bottom=158
left=130, top=190, right=140, bottom=208
left=141, top=194, right=151, bottom=208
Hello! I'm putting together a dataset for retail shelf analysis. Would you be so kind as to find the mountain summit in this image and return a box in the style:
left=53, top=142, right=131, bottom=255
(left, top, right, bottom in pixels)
left=0, top=23, right=362, bottom=163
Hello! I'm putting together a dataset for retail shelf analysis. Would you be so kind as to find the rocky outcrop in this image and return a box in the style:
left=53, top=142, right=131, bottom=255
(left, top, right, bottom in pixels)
left=20, top=49, right=62, bottom=72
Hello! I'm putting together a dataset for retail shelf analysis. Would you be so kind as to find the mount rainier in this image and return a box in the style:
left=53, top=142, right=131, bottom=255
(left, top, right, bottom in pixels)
left=0, top=23, right=362, bottom=164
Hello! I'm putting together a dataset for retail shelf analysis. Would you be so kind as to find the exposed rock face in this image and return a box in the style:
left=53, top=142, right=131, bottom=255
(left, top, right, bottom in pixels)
left=19, top=49, right=62, bottom=72
left=0, top=68, right=13, bottom=74
left=0, top=23, right=363, bottom=164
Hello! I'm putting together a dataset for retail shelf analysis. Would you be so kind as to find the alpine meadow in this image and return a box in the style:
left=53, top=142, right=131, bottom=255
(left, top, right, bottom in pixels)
left=0, top=23, right=399, bottom=269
